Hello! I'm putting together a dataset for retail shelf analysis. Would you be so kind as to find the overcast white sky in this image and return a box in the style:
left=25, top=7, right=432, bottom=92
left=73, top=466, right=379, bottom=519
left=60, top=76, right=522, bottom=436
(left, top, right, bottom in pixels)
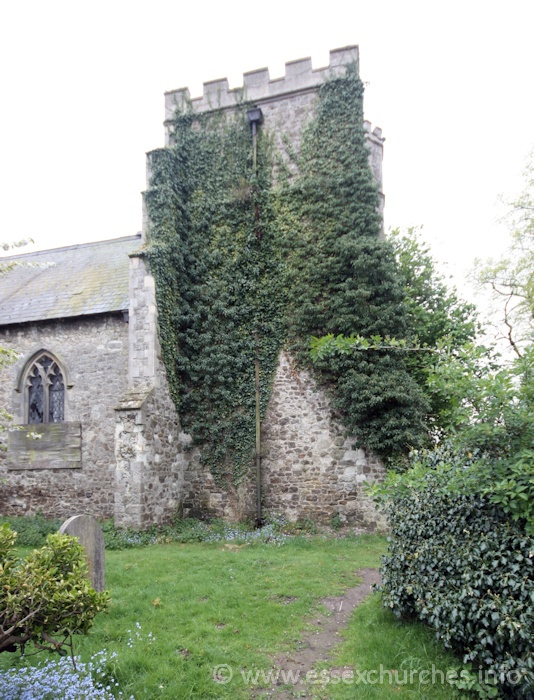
left=1, top=0, right=533, bottom=301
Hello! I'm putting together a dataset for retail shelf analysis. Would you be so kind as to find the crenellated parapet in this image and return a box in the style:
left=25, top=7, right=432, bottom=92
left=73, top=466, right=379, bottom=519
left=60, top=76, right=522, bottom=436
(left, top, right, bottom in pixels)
left=164, top=45, right=359, bottom=128
left=158, top=45, right=384, bottom=218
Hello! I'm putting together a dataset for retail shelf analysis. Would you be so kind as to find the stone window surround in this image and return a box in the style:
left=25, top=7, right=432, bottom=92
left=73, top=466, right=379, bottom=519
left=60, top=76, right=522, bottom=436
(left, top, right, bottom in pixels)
left=15, top=348, right=73, bottom=424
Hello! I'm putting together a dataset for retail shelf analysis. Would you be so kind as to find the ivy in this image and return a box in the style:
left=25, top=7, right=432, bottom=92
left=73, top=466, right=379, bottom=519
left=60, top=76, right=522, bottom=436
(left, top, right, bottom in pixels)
left=146, top=109, right=286, bottom=485
left=146, top=64, right=429, bottom=485
left=282, top=65, right=429, bottom=463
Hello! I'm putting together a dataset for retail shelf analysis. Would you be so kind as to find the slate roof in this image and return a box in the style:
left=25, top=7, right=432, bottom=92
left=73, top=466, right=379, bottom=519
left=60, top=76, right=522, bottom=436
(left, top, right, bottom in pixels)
left=0, top=235, right=142, bottom=326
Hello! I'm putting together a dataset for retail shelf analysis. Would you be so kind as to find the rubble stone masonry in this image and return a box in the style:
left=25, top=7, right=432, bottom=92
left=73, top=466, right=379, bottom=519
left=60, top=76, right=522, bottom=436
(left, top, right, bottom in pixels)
left=261, top=353, right=386, bottom=530
left=0, top=47, right=387, bottom=532
left=0, top=315, right=128, bottom=519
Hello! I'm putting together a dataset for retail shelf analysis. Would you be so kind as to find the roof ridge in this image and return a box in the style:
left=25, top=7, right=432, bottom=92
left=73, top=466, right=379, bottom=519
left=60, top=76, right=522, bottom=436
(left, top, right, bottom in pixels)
left=0, top=233, right=142, bottom=261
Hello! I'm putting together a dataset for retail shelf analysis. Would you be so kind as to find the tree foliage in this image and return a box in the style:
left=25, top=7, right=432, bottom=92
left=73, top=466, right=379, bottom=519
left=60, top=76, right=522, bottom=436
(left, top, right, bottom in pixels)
left=389, top=227, right=482, bottom=435
left=305, top=225, right=483, bottom=457
left=474, top=151, right=534, bottom=356
left=379, top=156, right=534, bottom=696
left=390, top=228, right=479, bottom=348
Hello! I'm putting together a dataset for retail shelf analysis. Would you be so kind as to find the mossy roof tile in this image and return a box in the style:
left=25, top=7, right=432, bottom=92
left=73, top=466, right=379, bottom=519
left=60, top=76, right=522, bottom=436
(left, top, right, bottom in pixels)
left=0, top=235, right=142, bottom=325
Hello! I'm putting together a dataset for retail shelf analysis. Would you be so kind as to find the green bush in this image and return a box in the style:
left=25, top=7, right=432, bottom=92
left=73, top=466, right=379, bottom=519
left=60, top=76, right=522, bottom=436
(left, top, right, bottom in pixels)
left=0, top=524, right=109, bottom=655
left=380, top=457, right=533, bottom=697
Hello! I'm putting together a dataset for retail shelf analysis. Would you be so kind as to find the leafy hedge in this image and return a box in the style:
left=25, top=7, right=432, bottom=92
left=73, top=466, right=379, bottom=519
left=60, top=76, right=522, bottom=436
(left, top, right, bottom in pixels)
left=380, top=459, right=533, bottom=697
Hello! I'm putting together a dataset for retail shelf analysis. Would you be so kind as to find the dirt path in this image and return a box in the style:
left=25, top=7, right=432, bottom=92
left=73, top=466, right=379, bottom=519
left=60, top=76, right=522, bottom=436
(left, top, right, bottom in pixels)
left=253, top=568, right=381, bottom=699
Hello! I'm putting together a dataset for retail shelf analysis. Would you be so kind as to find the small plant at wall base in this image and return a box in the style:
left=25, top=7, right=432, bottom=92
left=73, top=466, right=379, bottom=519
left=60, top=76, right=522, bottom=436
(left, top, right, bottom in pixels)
left=330, top=512, right=342, bottom=530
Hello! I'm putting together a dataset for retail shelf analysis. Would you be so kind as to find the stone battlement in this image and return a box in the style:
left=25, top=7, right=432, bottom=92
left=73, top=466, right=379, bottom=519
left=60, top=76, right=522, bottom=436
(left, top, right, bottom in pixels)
left=162, top=46, right=383, bottom=187
left=164, top=45, right=360, bottom=121
left=155, top=45, right=384, bottom=228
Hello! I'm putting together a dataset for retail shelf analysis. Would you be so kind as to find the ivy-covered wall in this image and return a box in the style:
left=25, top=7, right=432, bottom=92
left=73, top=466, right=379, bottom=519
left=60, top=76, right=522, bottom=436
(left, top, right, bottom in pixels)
left=143, top=48, right=417, bottom=524
left=146, top=110, right=286, bottom=488
left=282, top=65, right=429, bottom=462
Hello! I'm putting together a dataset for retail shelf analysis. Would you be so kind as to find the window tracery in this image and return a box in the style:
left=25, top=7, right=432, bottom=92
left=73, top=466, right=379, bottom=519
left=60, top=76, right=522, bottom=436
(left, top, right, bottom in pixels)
left=24, top=353, right=65, bottom=424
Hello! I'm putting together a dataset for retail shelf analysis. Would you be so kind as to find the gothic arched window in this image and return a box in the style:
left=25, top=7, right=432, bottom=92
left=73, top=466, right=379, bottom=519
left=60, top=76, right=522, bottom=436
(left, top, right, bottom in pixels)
left=24, top=352, right=65, bottom=424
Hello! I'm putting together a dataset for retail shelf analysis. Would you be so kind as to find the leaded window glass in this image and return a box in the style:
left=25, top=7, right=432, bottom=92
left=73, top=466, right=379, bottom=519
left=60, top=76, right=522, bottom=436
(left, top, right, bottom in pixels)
left=28, top=366, right=44, bottom=423
left=48, top=364, right=65, bottom=422
left=25, top=353, right=65, bottom=424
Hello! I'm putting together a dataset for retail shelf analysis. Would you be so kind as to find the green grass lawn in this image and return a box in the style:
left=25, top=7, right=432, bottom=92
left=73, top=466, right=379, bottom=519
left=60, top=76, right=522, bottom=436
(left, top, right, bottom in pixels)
left=311, top=594, right=463, bottom=699
left=1, top=534, right=468, bottom=699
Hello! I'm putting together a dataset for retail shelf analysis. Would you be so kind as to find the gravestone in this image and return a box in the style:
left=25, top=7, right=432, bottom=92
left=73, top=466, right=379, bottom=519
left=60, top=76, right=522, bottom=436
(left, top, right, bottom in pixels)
left=59, top=515, right=105, bottom=591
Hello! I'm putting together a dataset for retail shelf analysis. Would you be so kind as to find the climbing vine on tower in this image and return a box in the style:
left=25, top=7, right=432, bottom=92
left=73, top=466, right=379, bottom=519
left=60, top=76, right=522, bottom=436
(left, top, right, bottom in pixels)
left=146, top=65, right=429, bottom=486
left=146, top=109, right=286, bottom=486
left=282, top=64, right=429, bottom=462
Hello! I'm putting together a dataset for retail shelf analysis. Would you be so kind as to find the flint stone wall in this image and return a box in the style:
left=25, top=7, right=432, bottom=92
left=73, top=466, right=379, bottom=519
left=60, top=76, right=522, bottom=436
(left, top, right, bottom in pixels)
left=114, top=384, right=184, bottom=528
left=0, top=315, right=129, bottom=518
left=163, top=351, right=386, bottom=530
left=261, top=352, right=387, bottom=530
left=178, top=434, right=256, bottom=522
